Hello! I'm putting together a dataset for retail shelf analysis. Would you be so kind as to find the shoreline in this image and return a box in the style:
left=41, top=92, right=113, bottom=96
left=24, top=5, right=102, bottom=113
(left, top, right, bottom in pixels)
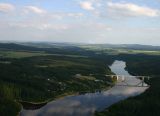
left=18, top=85, right=112, bottom=115
left=94, top=71, right=151, bottom=116
left=94, top=82, right=150, bottom=116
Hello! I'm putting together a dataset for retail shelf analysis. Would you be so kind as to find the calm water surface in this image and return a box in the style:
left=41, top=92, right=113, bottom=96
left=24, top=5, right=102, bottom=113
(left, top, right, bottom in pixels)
left=20, top=60, right=148, bottom=116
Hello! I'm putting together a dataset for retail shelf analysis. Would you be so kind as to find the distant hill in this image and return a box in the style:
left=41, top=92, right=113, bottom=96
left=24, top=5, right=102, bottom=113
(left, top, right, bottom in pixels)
left=80, top=44, right=160, bottom=51
left=0, top=43, right=41, bottom=51
left=0, top=43, right=95, bottom=56
left=0, top=43, right=160, bottom=54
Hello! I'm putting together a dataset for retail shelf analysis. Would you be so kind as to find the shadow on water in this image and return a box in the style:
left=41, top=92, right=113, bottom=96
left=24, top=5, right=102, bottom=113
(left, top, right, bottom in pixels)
left=18, top=101, right=47, bottom=110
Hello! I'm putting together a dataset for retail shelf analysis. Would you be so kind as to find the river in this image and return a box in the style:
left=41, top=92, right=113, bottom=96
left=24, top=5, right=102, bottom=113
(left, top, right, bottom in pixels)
left=20, top=60, right=148, bottom=116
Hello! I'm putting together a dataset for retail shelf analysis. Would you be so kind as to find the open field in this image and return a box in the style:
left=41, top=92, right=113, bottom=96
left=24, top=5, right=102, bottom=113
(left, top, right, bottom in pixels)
left=0, top=51, right=50, bottom=58
left=80, top=45, right=160, bottom=55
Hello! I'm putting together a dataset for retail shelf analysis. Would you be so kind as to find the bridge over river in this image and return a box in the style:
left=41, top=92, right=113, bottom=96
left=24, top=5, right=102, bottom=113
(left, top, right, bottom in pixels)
left=105, top=75, right=151, bottom=87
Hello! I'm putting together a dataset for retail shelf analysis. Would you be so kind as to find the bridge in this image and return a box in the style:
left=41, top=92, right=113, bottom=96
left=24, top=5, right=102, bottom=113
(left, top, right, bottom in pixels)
left=105, top=75, right=151, bottom=87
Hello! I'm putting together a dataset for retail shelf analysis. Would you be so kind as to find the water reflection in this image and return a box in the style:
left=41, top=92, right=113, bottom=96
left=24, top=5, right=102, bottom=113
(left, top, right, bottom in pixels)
left=20, top=60, right=148, bottom=116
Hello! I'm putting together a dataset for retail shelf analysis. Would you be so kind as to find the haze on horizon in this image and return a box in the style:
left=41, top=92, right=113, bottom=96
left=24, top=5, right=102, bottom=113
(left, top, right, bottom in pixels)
left=0, top=0, right=160, bottom=46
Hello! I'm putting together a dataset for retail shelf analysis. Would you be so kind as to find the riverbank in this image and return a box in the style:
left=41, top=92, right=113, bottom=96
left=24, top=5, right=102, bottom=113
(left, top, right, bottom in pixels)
left=95, top=76, right=160, bottom=116
left=17, top=91, right=79, bottom=110
left=95, top=54, right=160, bottom=116
left=18, top=85, right=112, bottom=115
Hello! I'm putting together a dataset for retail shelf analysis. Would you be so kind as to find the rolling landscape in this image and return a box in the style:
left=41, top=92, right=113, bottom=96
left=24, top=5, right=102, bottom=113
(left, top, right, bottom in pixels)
left=0, top=0, right=160, bottom=116
left=0, top=42, right=160, bottom=116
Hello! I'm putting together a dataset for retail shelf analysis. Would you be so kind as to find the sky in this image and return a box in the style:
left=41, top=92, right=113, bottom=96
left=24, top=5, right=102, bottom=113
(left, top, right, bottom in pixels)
left=0, top=0, right=160, bottom=45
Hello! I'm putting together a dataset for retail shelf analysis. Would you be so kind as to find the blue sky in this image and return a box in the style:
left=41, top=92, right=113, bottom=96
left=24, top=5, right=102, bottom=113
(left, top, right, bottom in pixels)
left=0, top=0, right=160, bottom=45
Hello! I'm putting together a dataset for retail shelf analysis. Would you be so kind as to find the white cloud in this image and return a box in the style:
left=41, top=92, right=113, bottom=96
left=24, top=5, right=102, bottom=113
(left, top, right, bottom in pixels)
left=67, top=13, right=84, bottom=18
left=80, top=1, right=95, bottom=10
left=24, top=6, right=46, bottom=14
left=50, top=12, right=84, bottom=20
left=9, top=22, right=70, bottom=31
left=78, top=1, right=160, bottom=18
left=0, top=3, right=15, bottom=13
left=23, top=5, right=84, bottom=20
left=107, top=2, right=159, bottom=17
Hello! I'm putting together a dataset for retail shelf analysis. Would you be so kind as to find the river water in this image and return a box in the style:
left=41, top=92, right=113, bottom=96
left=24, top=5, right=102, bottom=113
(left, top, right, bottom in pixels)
left=20, top=60, right=148, bottom=116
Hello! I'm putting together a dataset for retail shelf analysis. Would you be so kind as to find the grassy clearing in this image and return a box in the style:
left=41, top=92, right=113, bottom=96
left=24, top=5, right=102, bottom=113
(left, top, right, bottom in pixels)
left=110, top=49, right=160, bottom=55
left=129, top=50, right=160, bottom=55
left=0, top=51, right=49, bottom=58
left=35, top=60, right=90, bottom=68
left=80, top=46, right=160, bottom=55
left=0, top=50, right=88, bottom=59
left=75, top=75, right=96, bottom=81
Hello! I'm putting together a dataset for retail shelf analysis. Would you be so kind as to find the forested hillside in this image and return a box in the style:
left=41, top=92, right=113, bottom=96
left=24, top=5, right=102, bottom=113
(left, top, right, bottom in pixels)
left=0, top=43, right=114, bottom=116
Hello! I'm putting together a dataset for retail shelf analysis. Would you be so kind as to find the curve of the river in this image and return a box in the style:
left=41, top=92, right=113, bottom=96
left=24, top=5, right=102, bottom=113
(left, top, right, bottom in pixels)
left=20, top=60, right=148, bottom=116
